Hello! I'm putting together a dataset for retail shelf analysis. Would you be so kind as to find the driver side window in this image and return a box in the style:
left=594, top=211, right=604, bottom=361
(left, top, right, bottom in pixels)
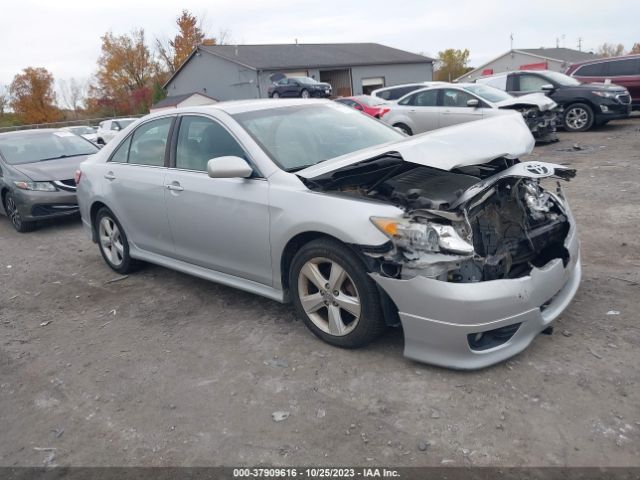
left=519, top=75, right=549, bottom=91
left=176, top=116, right=247, bottom=172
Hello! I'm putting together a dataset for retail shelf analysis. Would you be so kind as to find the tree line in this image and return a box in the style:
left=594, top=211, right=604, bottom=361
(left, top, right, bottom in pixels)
left=0, top=10, right=221, bottom=126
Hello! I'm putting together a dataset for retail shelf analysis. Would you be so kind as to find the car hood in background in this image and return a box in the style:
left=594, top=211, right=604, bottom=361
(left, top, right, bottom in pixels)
left=297, top=113, right=535, bottom=179
left=13, top=154, right=94, bottom=181
left=495, top=93, right=558, bottom=111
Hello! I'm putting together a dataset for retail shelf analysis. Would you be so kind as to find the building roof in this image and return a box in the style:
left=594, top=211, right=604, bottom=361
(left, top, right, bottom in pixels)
left=517, top=47, right=600, bottom=64
left=455, top=47, right=601, bottom=82
left=199, top=43, right=433, bottom=70
left=151, top=92, right=216, bottom=110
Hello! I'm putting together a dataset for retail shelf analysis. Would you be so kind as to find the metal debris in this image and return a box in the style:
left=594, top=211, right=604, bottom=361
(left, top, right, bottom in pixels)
left=272, top=411, right=290, bottom=422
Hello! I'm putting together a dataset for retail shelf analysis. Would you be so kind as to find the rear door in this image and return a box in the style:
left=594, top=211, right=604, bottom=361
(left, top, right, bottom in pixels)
left=101, top=116, right=175, bottom=256
left=439, top=88, right=485, bottom=127
left=163, top=114, right=272, bottom=285
left=405, top=89, right=441, bottom=132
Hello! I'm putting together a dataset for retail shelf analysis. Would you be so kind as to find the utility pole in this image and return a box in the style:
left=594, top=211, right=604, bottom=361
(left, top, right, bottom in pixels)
left=510, top=33, right=514, bottom=50
left=578, top=37, right=582, bottom=51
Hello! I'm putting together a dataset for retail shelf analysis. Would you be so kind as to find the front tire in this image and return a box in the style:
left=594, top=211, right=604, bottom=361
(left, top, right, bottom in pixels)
left=289, top=238, right=386, bottom=348
left=4, top=192, right=35, bottom=233
left=563, top=103, right=594, bottom=132
left=95, top=207, right=138, bottom=274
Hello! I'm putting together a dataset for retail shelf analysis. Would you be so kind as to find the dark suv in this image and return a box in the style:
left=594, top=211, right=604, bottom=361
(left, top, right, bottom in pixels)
left=268, top=77, right=332, bottom=99
left=566, top=54, right=640, bottom=110
left=476, top=70, right=632, bottom=132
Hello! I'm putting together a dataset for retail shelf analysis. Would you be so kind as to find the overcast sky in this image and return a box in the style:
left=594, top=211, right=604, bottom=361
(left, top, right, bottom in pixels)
left=1, top=0, right=638, bottom=88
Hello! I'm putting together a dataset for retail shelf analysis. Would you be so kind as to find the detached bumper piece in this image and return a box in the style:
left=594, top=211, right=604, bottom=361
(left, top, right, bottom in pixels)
left=527, top=110, right=558, bottom=143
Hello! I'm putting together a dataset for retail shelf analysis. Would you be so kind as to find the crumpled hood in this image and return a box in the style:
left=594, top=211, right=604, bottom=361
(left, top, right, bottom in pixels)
left=13, top=154, right=92, bottom=181
left=297, top=113, right=535, bottom=179
left=496, top=93, right=557, bottom=111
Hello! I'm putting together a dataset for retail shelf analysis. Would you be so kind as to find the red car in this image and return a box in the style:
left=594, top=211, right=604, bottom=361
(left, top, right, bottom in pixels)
left=335, top=95, right=390, bottom=118
left=566, top=54, right=640, bottom=110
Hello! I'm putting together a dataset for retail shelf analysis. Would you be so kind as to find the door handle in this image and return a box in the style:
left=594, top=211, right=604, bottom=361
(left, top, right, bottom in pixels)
left=166, top=183, right=184, bottom=191
left=104, top=172, right=116, bottom=180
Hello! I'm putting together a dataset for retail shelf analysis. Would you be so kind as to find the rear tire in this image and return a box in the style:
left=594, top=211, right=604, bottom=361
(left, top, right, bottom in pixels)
left=95, top=207, right=139, bottom=274
left=394, top=123, right=413, bottom=135
left=563, top=103, right=594, bottom=132
left=272, top=92, right=280, bottom=99
left=289, top=238, right=386, bottom=348
left=300, top=89, right=310, bottom=99
left=4, top=191, right=35, bottom=233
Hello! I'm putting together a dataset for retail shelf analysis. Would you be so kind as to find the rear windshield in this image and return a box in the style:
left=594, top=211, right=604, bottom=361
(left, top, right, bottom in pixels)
left=0, top=131, right=99, bottom=165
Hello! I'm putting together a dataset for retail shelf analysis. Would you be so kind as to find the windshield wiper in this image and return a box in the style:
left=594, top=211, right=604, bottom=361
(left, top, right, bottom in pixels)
left=39, top=153, right=94, bottom=162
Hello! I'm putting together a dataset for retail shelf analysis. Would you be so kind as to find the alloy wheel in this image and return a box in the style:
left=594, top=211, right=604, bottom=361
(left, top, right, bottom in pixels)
left=297, top=257, right=361, bottom=336
left=99, top=216, right=124, bottom=267
left=272, top=92, right=280, bottom=99
left=301, top=90, right=310, bottom=99
left=5, top=194, right=22, bottom=230
left=565, top=107, right=589, bottom=130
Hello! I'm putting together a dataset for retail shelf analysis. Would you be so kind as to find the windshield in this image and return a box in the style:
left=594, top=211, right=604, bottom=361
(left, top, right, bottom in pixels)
left=463, top=84, right=513, bottom=103
left=68, top=126, right=95, bottom=135
left=0, top=131, right=99, bottom=165
left=542, top=71, right=581, bottom=86
left=294, top=77, right=320, bottom=85
left=233, top=104, right=403, bottom=171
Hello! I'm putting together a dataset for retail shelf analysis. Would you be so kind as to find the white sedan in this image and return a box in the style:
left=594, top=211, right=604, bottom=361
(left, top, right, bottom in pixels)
left=383, top=83, right=559, bottom=142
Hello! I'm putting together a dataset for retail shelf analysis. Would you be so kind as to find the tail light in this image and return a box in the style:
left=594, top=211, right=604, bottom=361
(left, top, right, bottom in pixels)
left=74, top=169, right=82, bottom=185
left=379, top=108, right=390, bottom=118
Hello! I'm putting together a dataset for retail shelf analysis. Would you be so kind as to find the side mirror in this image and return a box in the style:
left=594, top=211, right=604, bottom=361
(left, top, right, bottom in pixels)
left=207, top=156, right=253, bottom=179
left=467, top=98, right=480, bottom=108
left=113, top=125, right=121, bottom=131
left=540, top=84, right=555, bottom=92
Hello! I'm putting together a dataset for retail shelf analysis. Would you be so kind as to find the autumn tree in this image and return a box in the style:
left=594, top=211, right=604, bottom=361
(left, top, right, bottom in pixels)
left=58, top=78, right=86, bottom=117
left=9, top=67, right=60, bottom=123
left=630, top=43, right=640, bottom=54
left=434, top=49, right=473, bottom=82
left=596, top=42, right=625, bottom=57
left=157, top=10, right=205, bottom=74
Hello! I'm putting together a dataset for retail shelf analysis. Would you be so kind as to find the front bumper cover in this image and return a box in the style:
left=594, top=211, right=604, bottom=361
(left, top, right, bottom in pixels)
left=13, top=188, right=78, bottom=221
left=372, top=216, right=581, bottom=370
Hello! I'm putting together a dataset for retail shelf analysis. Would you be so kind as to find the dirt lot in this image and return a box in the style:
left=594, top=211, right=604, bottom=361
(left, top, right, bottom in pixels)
left=1, top=117, right=639, bottom=468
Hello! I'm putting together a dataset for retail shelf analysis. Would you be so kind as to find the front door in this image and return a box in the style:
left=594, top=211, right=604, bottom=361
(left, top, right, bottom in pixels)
left=439, top=88, right=485, bottom=128
left=163, top=115, right=272, bottom=285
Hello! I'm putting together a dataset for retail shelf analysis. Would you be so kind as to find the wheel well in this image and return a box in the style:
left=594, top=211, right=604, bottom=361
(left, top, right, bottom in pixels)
left=563, top=100, right=596, bottom=112
left=281, top=232, right=330, bottom=292
left=89, top=201, right=108, bottom=241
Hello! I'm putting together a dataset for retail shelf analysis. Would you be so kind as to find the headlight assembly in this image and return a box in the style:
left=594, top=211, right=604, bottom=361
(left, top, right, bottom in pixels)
left=13, top=181, right=57, bottom=192
left=591, top=91, right=615, bottom=99
left=370, top=217, right=474, bottom=255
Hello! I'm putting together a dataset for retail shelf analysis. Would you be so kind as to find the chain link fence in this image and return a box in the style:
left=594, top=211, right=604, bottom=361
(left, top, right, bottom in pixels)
left=0, top=114, right=145, bottom=134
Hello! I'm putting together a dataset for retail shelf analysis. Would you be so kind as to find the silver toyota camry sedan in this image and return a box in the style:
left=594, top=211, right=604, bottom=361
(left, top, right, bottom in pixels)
left=76, top=99, right=581, bottom=369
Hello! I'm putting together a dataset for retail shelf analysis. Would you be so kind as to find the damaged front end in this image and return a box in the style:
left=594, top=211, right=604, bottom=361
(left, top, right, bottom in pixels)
left=300, top=155, right=576, bottom=285
left=501, top=105, right=561, bottom=143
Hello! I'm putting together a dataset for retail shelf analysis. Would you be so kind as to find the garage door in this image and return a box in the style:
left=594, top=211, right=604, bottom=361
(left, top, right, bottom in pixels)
left=362, top=77, right=385, bottom=95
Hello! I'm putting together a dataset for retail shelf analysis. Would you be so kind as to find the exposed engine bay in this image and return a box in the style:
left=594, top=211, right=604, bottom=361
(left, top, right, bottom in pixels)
left=300, top=155, right=576, bottom=283
left=501, top=105, right=560, bottom=143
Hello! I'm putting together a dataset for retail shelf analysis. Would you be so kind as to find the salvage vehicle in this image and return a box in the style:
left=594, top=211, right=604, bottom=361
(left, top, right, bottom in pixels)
left=0, top=129, right=99, bottom=232
left=76, top=100, right=581, bottom=369
left=566, top=54, right=640, bottom=110
left=383, top=83, right=559, bottom=142
left=96, top=118, right=137, bottom=145
left=268, top=76, right=332, bottom=99
left=335, top=95, right=391, bottom=118
left=476, top=70, right=631, bottom=131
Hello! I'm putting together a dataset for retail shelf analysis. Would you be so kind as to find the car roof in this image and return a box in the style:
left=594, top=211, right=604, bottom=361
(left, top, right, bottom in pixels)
left=569, top=53, right=640, bottom=67
left=153, top=98, right=333, bottom=117
left=0, top=128, right=64, bottom=139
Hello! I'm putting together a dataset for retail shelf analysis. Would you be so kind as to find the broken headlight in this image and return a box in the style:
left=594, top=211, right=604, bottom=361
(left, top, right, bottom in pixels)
left=370, top=217, right=474, bottom=255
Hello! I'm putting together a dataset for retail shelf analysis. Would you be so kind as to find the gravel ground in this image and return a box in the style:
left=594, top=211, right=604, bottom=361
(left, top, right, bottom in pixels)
left=1, top=117, right=639, bottom=467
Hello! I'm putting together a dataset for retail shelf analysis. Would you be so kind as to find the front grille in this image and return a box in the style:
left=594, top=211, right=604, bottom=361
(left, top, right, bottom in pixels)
left=32, top=204, right=79, bottom=216
left=53, top=179, right=76, bottom=191
left=617, top=94, right=631, bottom=105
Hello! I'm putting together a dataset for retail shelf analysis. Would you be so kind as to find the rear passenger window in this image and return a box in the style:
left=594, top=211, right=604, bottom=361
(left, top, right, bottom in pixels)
left=519, top=75, right=550, bottom=91
left=127, top=117, right=172, bottom=166
left=608, top=59, right=640, bottom=76
left=376, top=90, right=392, bottom=100
left=176, top=116, right=246, bottom=172
left=413, top=89, right=439, bottom=106
left=575, top=62, right=607, bottom=76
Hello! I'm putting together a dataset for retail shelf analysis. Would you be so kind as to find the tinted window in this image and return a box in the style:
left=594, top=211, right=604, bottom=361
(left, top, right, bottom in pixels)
left=387, top=86, right=419, bottom=100
left=176, top=116, right=246, bottom=172
left=233, top=104, right=402, bottom=171
left=127, top=117, right=172, bottom=166
left=575, top=62, right=607, bottom=76
left=376, top=90, right=392, bottom=100
left=442, top=89, right=476, bottom=107
left=413, top=89, right=439, bottom=107
left=608, top=58, right=640, bottom=76
left=519, top=74, right=551, bottom=91
left=0, top=131, right=98, bottom=165
left=110, top=135, right=131, bottom=163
